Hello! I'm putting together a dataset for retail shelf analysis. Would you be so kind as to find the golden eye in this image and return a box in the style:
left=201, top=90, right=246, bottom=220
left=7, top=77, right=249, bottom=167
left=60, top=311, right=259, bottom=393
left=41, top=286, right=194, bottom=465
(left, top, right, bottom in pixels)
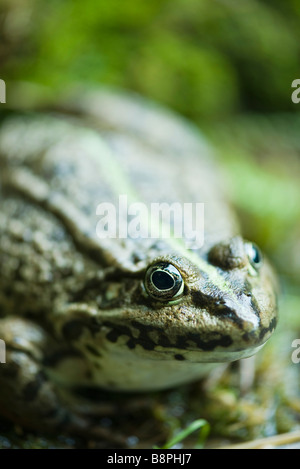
left=144, top=262, right=184, bottom=302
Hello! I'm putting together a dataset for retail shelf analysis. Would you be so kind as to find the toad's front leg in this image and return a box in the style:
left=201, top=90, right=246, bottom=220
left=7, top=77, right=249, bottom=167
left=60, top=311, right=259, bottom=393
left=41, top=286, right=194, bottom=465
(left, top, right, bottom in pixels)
left=0, top=317, right=125, bottom=444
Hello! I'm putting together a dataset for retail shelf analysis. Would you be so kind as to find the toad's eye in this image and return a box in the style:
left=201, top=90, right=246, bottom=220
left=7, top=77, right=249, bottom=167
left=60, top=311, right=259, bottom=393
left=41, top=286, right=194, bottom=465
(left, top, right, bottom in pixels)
left=246, top=243, right=263, bottom=268
left=144, top=262, right=184, bottom=301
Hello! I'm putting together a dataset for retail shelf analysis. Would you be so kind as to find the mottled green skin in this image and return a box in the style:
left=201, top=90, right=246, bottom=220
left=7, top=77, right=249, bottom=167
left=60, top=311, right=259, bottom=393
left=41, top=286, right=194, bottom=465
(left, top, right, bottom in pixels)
left=0, top=89, right=277, bottom=436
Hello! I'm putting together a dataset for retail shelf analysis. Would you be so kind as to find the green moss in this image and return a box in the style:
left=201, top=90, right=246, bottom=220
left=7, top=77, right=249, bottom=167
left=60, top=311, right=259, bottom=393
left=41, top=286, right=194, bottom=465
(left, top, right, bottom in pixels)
left=1, top=0, right=300, bottom=118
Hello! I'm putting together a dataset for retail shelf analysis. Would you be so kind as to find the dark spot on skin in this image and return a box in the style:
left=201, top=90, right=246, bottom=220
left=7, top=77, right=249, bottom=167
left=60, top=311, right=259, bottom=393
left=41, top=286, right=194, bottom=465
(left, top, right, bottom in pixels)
left=62, top=318, right=101, bottom=341
left=241, top=331, right=253, bottom=343
left=23, top=371, right=46, bottom=402
left=85, top=344, right=102, bottom=357
left=104, top=320, right=155, bottom=351
left=174, top=354, right=185, bottom=361
left=250, top=297, right=262, bottom=322
left=242, top=280, right=253, bottom=298
left=258, top=316, right=277, bottom=341
left=4, top=347, right=39, bottom=369
left=131, top=251, right=145, bottom=263
left=43, top=349, right=83, bottom=367
left=175, top=331, right=233, bottom=351
left=191, top=290, right=245, bottom=329
left=242, top=316, right=277, bottom=345
left=216, top=304, right=250, bottom=331
left=105, top=319, right=160, bottom=351
left=243, top=280, right=262, bottom=321
left=63, top=321, right=85, bottom=341
left=192, top=286, right=269, bottom=338
left=126, top=338, right=136, bottom=349
left=105, top=323, right=133, bottom=345
left=104, top=320, right=233, bottom=352
left=191, top=290, right=219, bottom=310
left=131, top=321, right=173, bottom=350
left=73, top=386, right=110, bottom=401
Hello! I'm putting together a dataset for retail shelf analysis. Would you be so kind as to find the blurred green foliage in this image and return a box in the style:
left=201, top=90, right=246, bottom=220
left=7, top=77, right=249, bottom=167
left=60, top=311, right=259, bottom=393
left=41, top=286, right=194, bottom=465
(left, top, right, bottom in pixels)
left=1, top=0, right=299, bottom=120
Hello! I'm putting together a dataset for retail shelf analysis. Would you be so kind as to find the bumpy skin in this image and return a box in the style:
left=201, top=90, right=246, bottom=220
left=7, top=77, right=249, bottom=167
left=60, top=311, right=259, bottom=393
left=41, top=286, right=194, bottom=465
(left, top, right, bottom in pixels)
left=0, top=88, right=277, bottom=436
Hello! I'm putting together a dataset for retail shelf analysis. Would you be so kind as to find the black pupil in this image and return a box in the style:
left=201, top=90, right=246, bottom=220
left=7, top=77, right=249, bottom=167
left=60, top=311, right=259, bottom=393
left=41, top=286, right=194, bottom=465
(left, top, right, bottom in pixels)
left=251, top=245, right=261, bottom=264
left=151, top=270, right=175, bottom=291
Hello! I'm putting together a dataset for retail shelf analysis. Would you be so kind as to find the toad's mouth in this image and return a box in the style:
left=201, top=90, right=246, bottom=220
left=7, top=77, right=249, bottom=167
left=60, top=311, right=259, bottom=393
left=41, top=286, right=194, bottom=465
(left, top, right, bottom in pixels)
left=103, top=332, right=268, bottom=364
left=157, top=343, right=267, bottom=363
left=123, top=341, right=267, bottom=364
